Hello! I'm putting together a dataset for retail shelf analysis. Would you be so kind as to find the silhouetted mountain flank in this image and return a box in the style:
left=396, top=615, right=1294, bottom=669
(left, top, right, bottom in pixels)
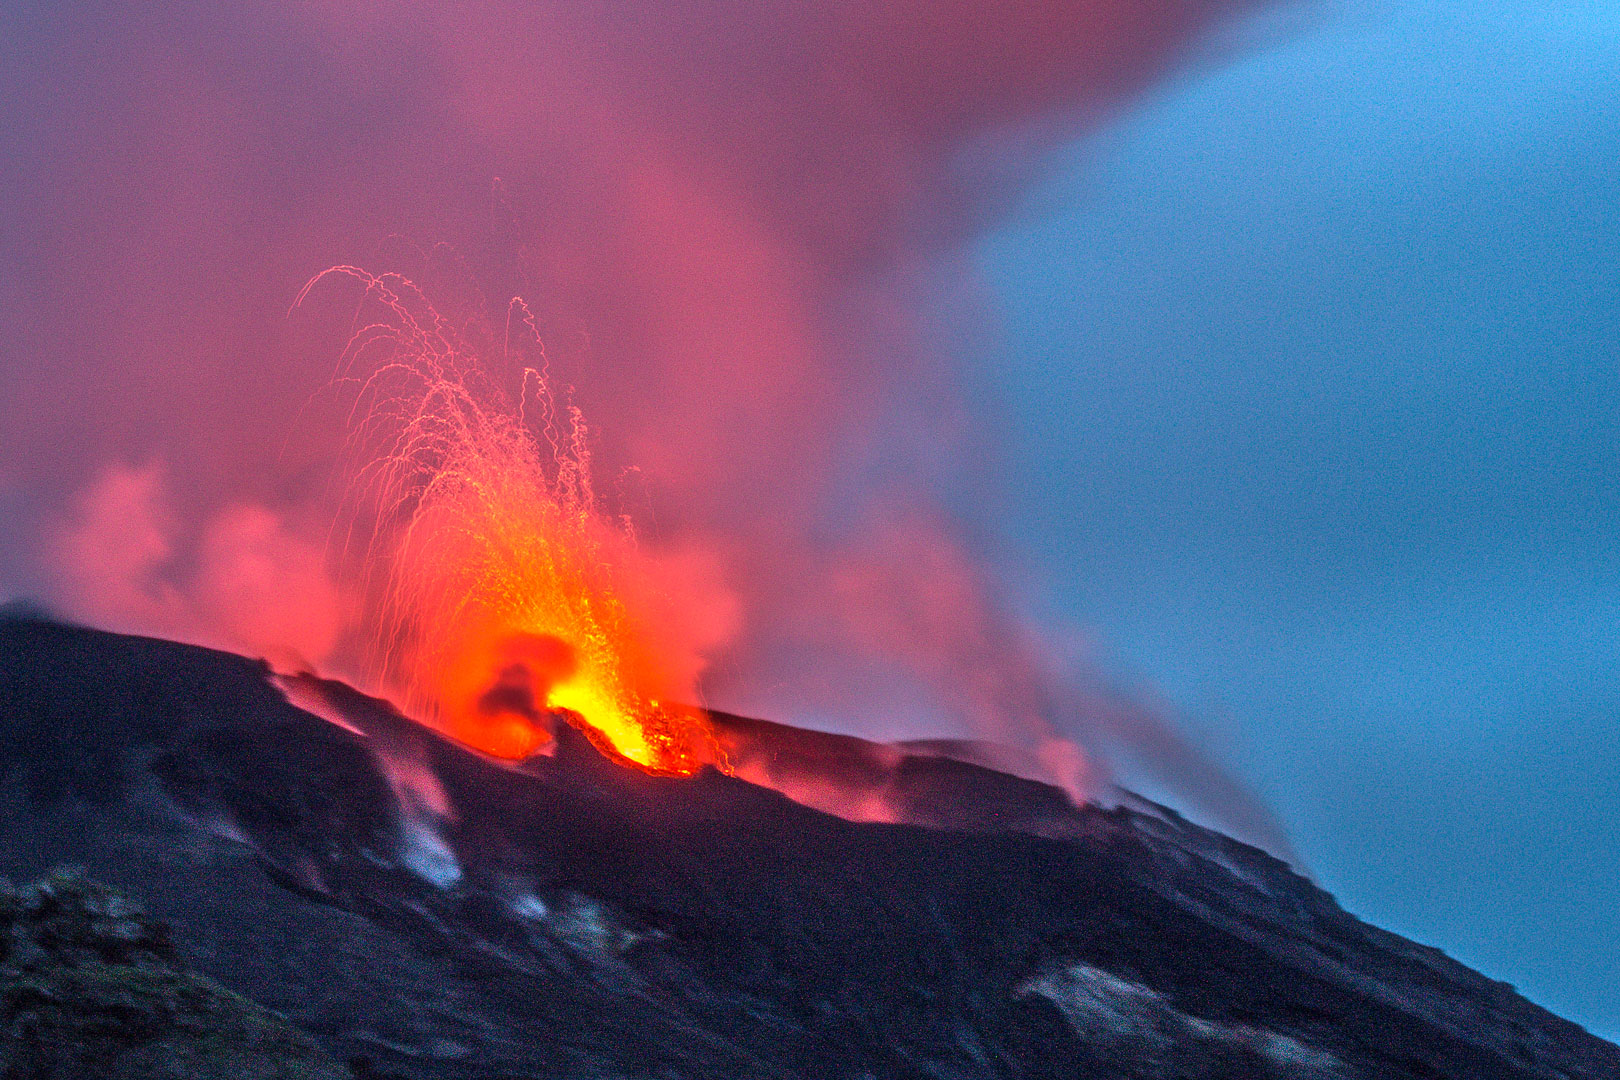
left=0, top=613, right=1615, bottom=1079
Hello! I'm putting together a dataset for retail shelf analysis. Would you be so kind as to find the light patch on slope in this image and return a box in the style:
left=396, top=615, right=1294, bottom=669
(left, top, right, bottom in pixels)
left=1018, top=962, right=1344, bottom=1076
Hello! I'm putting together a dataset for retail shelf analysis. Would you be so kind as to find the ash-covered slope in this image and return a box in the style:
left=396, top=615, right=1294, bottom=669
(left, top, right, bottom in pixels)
left=0, top=615, right=1614, bottom=1080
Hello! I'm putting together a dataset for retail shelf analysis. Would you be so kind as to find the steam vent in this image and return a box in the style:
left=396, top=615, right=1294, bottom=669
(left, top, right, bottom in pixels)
left=2, top=612, right=1616, bottom=1079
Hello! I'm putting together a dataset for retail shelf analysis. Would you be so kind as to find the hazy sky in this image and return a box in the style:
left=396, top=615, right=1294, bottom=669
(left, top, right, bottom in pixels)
left=976, top=0, right=1619, bottom=1038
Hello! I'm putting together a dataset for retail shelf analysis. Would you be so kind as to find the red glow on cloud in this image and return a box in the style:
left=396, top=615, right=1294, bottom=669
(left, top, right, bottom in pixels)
left=50, top=462, right=347, bottom=672
left=0, top=0, right=1290, bottom=851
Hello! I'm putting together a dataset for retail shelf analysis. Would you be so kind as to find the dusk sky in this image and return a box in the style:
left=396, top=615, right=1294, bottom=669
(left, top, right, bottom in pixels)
left=976, top=0, right=1619, bottom=1037
left=1, top=0, right=1615, bottom=1044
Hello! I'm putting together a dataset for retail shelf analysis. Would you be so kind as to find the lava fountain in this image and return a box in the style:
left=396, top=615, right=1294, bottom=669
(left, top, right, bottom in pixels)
left=300, top=267, right=718, bottom=775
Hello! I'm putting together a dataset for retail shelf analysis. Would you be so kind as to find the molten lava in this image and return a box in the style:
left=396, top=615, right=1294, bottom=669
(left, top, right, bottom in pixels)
left=304, top=267, right=715, bottom=775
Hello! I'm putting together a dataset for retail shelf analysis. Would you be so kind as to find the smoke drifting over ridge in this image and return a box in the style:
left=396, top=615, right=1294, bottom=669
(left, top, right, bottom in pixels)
left=0, top=1, right=1288, bottom=853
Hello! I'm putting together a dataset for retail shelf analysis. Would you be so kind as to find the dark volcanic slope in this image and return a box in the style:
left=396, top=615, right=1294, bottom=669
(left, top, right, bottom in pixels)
left=0, top=615, right=1614, bottom=1080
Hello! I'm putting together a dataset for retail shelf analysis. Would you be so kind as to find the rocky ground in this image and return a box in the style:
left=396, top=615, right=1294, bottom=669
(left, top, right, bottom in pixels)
left=0, top=867, right=349, bottom=1080
left=1, top=611, right=1616, bottom=1079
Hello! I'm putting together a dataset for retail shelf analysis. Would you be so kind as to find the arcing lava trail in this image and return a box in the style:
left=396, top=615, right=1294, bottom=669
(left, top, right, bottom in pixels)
left=2, top=612, right=1615, bottom=1080
left=306, top=267, right=725, bottom=776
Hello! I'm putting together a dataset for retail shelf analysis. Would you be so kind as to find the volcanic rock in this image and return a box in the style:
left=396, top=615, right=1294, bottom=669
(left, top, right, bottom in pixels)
left=0, top=866, right=349, bottom=1079
left=0, top=612, right=1615, bottom=1079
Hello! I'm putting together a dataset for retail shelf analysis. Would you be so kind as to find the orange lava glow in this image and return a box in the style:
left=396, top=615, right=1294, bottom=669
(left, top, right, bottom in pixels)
left=306, top=267, right=715, bottom=775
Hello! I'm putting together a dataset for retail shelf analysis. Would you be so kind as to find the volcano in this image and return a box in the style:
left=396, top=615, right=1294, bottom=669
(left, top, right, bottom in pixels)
left=0, top=611, right=1614, bottom=1080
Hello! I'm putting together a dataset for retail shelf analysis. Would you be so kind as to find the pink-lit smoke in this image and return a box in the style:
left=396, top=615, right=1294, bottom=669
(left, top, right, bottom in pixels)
left=48, top=462, right=347, bottom=672
left=0, top=0, right=1289, bottom=853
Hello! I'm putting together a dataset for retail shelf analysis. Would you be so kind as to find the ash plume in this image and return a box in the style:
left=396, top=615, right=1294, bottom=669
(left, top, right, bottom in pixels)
left=0, top=1, right=1288, bottom=850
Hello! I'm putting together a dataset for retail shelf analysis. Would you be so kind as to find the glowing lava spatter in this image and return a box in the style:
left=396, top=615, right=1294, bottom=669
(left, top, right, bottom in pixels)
left=302, top=267, right=715, bottom=775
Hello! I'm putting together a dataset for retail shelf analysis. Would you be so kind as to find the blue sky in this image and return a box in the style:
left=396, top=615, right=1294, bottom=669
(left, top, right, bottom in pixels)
left=975, top=0, right=1620, bottom=1038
